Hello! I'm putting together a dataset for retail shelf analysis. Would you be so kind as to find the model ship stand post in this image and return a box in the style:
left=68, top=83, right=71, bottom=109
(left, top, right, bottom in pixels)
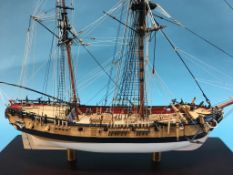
left=67, top=149, right=76, bottom=162
left=152, top=152, right=161, bottom=163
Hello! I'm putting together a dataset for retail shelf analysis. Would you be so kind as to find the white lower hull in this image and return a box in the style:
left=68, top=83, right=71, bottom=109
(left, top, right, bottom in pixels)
left=22, top=133, right=208, bottom=153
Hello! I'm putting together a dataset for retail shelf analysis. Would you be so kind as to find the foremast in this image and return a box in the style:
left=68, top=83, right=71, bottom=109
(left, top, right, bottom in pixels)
left=113, top=0, right=160, bottom=117
left=133, top=0, right=156, bottom=117
left=137, top=0, right=147, bottom=117
left=136, top=0, right=160, bottom=117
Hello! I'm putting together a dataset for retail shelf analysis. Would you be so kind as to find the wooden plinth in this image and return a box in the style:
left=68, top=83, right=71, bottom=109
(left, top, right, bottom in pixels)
left=0, top=136, right=232, bottom=175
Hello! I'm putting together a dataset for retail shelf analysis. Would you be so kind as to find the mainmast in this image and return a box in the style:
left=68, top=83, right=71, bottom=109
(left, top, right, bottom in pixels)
left=57, top=0, right=77, bottom=163
left=57, top=0, right=77, bottom=103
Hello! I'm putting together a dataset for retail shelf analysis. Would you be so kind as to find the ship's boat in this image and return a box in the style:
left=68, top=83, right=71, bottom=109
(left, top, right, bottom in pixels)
left=3, top=0, right=233, bottom=155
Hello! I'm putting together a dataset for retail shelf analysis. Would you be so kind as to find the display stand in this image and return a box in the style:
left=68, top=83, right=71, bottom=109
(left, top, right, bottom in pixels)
left=0, top=135, right=232, bottom=175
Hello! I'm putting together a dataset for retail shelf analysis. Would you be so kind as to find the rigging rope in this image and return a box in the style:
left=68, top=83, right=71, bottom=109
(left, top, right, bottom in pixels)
left=86, top=83, right=110, bottom=105
left=19, top=17, right=34, bottom=86
left=78, top=60, right=111, bottom=86
left=148, top=7, right=212, bottom=106
left=161, top=30, right=211, bottom=107
left=112, top=2, right=131, bottom=105
left=196, top=79, right=233, bottom=92
left=104, top=2, right=126, bottom=105
left=153, top=13, right=233, bottom=60
left=224, top=0, right=233, bottom=10
left=43, top=35, right=55, bottom=94
left=147, top=63, right=175, bottom=99
left=78, top=65, right=112, bottom=92
left=224, top=106, right=233, bottom=119
left=149, top=6, right=211, bottom=104
left=80, top=1, right=124, bottom=38
left=160, top=29, right=211, bottom=107
left=0, top=88, right=10, bottom=104
left=152, top=32, right=157, bottom=74
left=81, top=46, right=118, bottom=88
left=178, top=48, right=233, bottom=82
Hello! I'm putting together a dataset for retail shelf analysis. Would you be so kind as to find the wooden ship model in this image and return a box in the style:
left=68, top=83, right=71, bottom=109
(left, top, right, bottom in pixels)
left=3, top=0, right=233, bottom=162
